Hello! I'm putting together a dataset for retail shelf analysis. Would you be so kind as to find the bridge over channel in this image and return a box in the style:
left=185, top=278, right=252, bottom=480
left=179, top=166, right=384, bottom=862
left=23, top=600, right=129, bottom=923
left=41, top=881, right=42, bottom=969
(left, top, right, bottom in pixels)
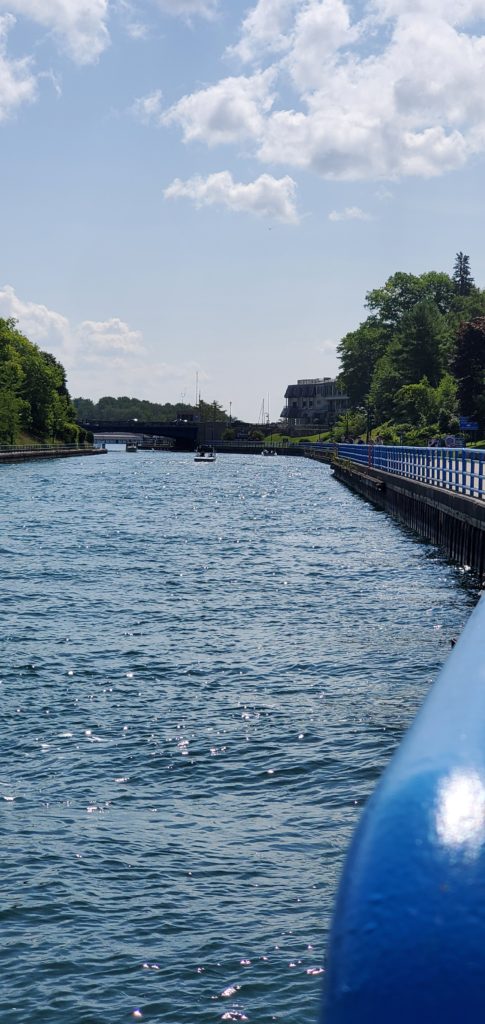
left=79, top=419, right=199, bottom=450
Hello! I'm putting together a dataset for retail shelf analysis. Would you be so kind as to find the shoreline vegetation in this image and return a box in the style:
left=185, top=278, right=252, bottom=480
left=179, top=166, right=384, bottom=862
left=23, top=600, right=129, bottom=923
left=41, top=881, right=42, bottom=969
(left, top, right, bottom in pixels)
left=71, top=254, right=485, bottom=449
left=0, top=317, right=92, bottom=447
left=2, top=254, right=484, bottom=450
left=330, top=252, right=485, bottom=447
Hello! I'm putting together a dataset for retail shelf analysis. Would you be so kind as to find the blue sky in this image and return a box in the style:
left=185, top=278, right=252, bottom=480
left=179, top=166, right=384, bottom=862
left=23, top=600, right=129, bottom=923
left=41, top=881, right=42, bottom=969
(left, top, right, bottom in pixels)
left=0, top=0, right=484, bottom=421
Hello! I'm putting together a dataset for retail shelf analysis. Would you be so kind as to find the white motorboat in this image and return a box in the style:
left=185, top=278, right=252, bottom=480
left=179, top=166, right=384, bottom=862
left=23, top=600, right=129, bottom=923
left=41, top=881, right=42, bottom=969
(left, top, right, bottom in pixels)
left=194, top=449, right=216, bottom=463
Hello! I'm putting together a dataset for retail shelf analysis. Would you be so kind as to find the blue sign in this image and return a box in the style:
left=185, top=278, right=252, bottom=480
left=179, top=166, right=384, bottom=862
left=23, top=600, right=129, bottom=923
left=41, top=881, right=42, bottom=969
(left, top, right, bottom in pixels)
left=459, top=417, right=479, bottom=431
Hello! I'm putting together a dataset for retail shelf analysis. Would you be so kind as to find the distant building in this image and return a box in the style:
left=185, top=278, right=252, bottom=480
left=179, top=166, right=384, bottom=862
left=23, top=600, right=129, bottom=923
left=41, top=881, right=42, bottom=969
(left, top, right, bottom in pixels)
left=282, top=377, right=349, bottom=426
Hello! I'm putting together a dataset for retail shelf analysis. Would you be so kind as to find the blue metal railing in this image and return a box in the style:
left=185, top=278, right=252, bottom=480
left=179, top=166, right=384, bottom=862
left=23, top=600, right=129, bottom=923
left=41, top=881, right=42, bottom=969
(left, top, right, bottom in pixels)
left=321, top=594, right=485, bottom=1021
left=304, top=444, right=485, bottom=500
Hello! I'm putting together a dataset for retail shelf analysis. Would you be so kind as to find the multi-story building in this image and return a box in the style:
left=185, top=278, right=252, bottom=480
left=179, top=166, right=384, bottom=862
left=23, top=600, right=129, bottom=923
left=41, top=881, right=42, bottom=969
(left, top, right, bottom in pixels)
left=282, top=377, right=349, bottom=426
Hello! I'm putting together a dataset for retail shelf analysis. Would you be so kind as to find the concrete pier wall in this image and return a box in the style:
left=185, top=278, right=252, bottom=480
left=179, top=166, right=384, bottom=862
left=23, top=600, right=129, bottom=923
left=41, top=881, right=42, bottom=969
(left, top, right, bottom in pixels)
left=330, top=458, right=485, bottom=578
left=0, top=446, right=107, bottom=464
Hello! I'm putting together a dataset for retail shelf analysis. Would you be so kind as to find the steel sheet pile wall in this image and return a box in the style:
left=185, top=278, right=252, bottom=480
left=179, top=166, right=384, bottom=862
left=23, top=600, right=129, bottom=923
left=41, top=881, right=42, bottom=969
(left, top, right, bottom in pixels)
left=331, top=459, right=485, bottom=578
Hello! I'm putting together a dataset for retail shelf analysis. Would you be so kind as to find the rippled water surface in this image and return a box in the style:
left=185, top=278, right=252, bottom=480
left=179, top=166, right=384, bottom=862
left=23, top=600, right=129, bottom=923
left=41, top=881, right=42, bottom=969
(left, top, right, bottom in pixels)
left=1, top=451, right=478, bottom=1023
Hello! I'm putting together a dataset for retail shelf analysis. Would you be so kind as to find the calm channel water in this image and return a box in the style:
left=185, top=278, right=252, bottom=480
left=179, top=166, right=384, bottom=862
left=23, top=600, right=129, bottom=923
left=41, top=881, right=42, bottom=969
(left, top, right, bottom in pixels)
left=1, top=451, right=478, bottom=1024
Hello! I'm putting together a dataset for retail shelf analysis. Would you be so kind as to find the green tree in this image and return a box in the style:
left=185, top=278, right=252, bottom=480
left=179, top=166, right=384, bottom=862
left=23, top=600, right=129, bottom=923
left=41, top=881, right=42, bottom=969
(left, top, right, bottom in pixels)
left=0, top=389, right=22, bottom=443
left=336, top=321, right=388, bottom=407
left=396, top=300, right=445, bottom=387
left=0, top=317, right=78, bottom=442
left=197, top=399, right=228, bottom=422
left=453, top=252, right=474, bottom=296
left=73, top=395, right=226, bottom=424
left=365, top=271, right=457, bottom=328
left=452, top=317, right=485, bottom=424
left=73, top=397, right=96, bottom=420
left=435, top=373, right=458, bottom=430
left=332, top=408, right=366, bottom=440
left=395, top=377, right=437, bottom=427
left=369, top=347, right=404, bottom=421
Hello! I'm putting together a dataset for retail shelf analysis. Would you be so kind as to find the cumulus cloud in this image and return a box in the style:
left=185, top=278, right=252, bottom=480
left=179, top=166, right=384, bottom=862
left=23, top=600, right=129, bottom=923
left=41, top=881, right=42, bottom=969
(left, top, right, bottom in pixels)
left=0, top=283, right=70, bottom=351
left=162, top=0, right=485, bottom=181
left=0, top=285, right=144, bottom=362
left=0, top=284, right=207, bottom=402
left=131, top=89, right=164, bottom=124
left=228, top=0, right=299, bottom=63
left=370, top=0, right=485, bottom=26
left=0, top=14, right=37, bottom=120
left=285, top=0, right=358, bottom=92
left=164, top=170, right=300, bottom=222
left=78, top=318, right=144, bottom=355
left=328, top=205, right=371, bottom=221
left=163, top=69, right=277, bottom=146
left=0, top=0, right=110, bottom=64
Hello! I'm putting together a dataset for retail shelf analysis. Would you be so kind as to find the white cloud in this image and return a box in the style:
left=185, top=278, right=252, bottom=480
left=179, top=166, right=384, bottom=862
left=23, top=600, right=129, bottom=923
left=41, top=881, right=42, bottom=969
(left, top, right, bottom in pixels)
left=153, top=0, right=219, bottom=16
left=0, top=284, right=71, bottom=352
left=285, top=0, right=358, bottom=92
left=328, top=205, right=371, bottom=221
left=0, top=284, right=208, bottom=402
left=0, top=0, right=110, bottom=64
left=131, top=89, right=164, bottom=124
left=125, top=20, right=148, bottom=39
left=116, top=0, right=149, bottom=38
left=370, top=0, right=485, bottom=26
left=228, top=0, right=300, bottom=63
left=164, top=170, right=300, bottom=222
left=78, top=318, right=144, bottom=355
left=0, top=14, right=37, bottom=120
left=0, top=285, right=144, bottom=363
left=256, top=9, right=481, bottom=178
left=163, top=0, right=485, bottom=181
left=163, top=69, right=277, bottom=146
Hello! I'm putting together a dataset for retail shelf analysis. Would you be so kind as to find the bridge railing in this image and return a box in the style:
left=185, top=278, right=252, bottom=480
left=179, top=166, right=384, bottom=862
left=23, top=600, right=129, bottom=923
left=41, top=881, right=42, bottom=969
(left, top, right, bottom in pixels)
left=304, top=443, right=485, bottom=500
left=321, top=593, right=485, bottom=1022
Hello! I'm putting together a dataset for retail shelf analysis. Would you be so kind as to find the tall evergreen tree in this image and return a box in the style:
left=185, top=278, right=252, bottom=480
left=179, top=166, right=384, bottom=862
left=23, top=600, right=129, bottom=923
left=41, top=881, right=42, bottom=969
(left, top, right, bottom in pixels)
left=452, top=317, right=485, bottom=423
left=396, top=300, right=444, bottom=388
left=452, top=252, right=474, bottom=296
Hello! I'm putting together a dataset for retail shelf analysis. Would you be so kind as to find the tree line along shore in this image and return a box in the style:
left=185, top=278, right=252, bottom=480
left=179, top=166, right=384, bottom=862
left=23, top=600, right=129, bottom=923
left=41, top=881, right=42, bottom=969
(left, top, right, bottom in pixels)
left=2, top=253, right=484, bottom=448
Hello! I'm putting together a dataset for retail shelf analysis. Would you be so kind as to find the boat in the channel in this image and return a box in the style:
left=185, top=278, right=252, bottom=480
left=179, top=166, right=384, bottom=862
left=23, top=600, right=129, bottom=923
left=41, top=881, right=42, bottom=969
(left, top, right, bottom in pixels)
left=194, top=448, right=216, bottom=463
